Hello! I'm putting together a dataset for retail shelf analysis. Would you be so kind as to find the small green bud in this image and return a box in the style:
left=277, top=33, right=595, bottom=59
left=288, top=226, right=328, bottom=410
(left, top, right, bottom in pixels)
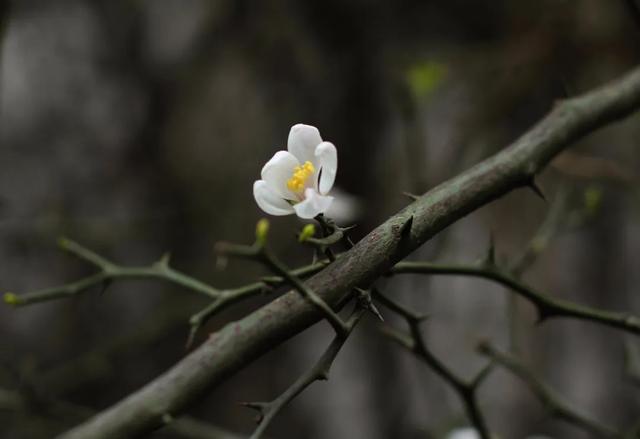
left=255, top=218, right=270, bottom=245
left=3, top=292, right=21, bottom=306
left=584, top=186, right=603, bottom=215
left=298, top=223, right=316, bottom=242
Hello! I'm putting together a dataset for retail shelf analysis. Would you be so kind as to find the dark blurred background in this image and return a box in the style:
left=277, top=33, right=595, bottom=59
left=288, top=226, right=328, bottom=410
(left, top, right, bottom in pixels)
left=1, top=1, right=639, bottom=438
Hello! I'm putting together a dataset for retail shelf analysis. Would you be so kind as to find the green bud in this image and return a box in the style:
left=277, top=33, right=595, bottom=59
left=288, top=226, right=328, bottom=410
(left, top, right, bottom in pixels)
left=584, top=186, right=603, bottom=215
left=255, top=218, right=270, bottom=245
left=3, top=292, right=21, bottom=306
left=298, top=224, right=316, bottom=242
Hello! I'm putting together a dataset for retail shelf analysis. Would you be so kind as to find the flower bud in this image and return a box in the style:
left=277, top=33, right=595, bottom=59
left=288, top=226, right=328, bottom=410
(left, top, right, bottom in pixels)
left=3, top=292, right=21, bottom=306
left=255, top=218, right=270, bottom=245
left=298, top=223, right=316, bottom=242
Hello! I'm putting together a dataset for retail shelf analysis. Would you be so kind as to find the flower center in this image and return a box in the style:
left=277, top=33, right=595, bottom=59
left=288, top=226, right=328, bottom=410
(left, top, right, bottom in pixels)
left=287, top=161, right=315, bottom=194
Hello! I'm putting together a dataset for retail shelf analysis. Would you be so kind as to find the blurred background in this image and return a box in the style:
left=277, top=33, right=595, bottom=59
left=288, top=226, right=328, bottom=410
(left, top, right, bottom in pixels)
left=1, top=1, right=639, bottom=438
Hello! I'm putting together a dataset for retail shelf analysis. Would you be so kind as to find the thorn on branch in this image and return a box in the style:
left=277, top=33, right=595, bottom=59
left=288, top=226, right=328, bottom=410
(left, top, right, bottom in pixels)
left=156, top=252, right=171, bottom=269
left=373, top=289, right=428, bottom=323
left=243, top=307, right=364, bottom=439
left=354, top=288, right=384, bottom=321
left=527, top=179, right=546, bottom=201
left=216, top=231, right=349, bottom=337
left=402, top=191, right=420, bottom=201
left=399, top=216, right=414, bottom=240
left=483, top=233, right=496, bottom=268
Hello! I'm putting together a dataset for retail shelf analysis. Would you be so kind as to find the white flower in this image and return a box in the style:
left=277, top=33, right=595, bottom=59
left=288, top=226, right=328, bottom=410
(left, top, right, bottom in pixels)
left=253, top=124, right=337, bottom=219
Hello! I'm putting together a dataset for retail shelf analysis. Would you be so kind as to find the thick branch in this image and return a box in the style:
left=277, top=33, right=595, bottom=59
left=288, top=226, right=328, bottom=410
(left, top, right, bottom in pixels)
left=59, top=65, right=640, bottom=438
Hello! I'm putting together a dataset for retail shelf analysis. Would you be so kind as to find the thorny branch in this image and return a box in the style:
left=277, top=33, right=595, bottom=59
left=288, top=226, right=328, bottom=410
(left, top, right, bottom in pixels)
left=389, top=260, right=640, bottom=336
left=4, top=237, right=221, bottom=305
left=244, top=307, right=364, bottom=439
left=377, top=291, right=493, bottom=439
left=7, top=64, right=640, bottom=438
left=215, top=240, right=350, bottom=336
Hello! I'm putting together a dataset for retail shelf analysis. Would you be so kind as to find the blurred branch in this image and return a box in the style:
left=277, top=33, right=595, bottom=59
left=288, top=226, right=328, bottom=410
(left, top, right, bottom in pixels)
left=43, top=298, right=194, bottom=395
left=478, top=342, right=623, bottom=438
left=55, top=64, right=640, bottom=438
left=389, top=261, right=640, bottom=336
left=244, top=307, right=364, bottom=439
left=551, top=151, right=637, bottom=184
left=506, top=187, right=571, bottom=351
left=377, top=291, right=492, bottom=439
left=509, top=187, right=571, bottom=277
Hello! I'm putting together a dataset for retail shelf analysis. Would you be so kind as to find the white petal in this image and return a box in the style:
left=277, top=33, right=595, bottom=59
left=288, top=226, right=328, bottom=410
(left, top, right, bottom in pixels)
left=315, top=141, right=337, bottom=195
left=287, top=124, right=322, bottom=165
left=260, top=150, right=299, bottom=199
left=293, top=188, right=333, bottom=219
left=253, top=180, right=294, bottom=216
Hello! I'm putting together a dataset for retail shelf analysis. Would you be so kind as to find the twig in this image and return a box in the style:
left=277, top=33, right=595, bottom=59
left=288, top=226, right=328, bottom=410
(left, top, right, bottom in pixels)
left=478, top=342, right=622, bottom=438
left=509, top=187, right=571, bottom=277
left=186, top=260, right=328, bottom=348
left=5, top=238, right=220, bottom=305
left=378, top=293, right=492, bottom=439
left=390, top=261, right=640, bottom=336
left=244, top=308, right=364, bottom=439
left=56, top=65, right=640, bottom=438
left=215, top=242, right=349, bottom=336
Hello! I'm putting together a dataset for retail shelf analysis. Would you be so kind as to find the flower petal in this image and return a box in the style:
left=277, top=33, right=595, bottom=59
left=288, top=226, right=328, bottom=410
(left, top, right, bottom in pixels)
left=315, top=141, right=337, bottom=195
left=261, top=150, right=299, bottom=199
left=253, top=180, right=295, bottom=216
left=293, top=188, right=333, bottom=219
left=287, top=124, right=322, bottom=165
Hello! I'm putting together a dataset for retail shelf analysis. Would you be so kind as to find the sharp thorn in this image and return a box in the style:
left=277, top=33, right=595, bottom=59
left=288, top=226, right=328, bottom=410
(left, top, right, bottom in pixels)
left=528, top=180, right=546, bottom=201
left=399, top=216, right=414, bottom=239
left=402, top=191, right=420, bottom=201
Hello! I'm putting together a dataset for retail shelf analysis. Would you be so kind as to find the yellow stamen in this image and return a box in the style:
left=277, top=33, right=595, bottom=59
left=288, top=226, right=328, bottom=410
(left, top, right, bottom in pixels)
left=287, top=161, right=315, bottom=193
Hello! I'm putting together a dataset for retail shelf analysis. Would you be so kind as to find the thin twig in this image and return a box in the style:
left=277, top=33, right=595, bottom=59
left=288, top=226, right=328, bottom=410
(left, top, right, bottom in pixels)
left=5, top=238, right=220, bottom=305
left=478, top=342, right=622, bottom=438
left=390, top=261, right=640, bottom=336
left=245, top=308, right=364, bottom=439
left=215, top=242, right=349, bottom=336
left=377, top=292, right=493, bottom=439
